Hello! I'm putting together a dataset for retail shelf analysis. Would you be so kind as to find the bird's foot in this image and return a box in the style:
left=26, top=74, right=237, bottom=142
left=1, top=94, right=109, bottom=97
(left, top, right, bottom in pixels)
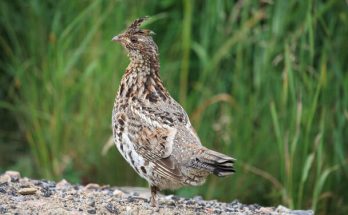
left=150, top=185, right=159, bottom=211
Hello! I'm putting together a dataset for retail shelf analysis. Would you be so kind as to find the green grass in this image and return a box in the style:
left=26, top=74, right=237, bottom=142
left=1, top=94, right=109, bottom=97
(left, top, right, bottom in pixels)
left=0, top=0, right=347, bottom=214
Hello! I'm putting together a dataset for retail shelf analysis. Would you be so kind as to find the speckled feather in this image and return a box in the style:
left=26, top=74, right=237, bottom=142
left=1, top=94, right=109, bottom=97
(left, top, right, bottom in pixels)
left=112, top=17, right=235, bottom=207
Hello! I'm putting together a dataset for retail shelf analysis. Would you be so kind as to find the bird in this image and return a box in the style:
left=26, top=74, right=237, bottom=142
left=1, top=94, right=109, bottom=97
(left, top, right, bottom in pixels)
left=111, top=16, right=235, bottom=208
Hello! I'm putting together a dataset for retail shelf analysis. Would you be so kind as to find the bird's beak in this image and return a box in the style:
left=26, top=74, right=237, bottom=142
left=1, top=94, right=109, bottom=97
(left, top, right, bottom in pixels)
left=112, top=35, right=122, bottom=42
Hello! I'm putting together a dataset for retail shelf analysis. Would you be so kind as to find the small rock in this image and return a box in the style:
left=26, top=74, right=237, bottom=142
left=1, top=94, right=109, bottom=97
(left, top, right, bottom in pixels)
left=131, top=191, right=139, bottom=196
left=85, top=183, right=100, bottom=190
left=19, top=177, right=30, bottom=184
left=0, top=175, right=11, bottom=184
left=276, top=205, right=313, bottom=215
left=101, top=184, right=110, bottom=189
left=19, top=183, right=31, bottom=188
left=41, top=187, right=53, bottom=197
left=5, top=171, right=20, bottom=182
left=225, top=207, right=237, bottom=213
left=87, top=208, right=96, bottom=214
left=102, top=189, right=112, bottom=196
left=164, top=194, right=174, bottom=201
left=185, top=199, right=195, bottom=205
left=228, top=199, right=241, bottom=209
left=11, top=196, right=25, bottom=202
left=34, top=180, right=56, bottom=190
left=170, top=195, right=181, bottom=201
left=0, top=205, right=8, bottom=213
left=87, top=198, right=95, bottom=207
left=126, top=206, right=132, bottom=214
left=56, top=179, right=70, bottom=189
left=113, top=189, right=125, bottom=198
left=193, top=195, right=203, bottom=201
left=213, top=208, right=222, bottom=214
left=0, top=187, right=6, bottom=194
left=258, top=207, right=274, bottom=214
left=105, top=203, right=119, bottom=214
left=18, top=187, right=37, bottom=195
left=127, top=196, right=137, bottom=203
left=8, top=187, right=18, bottom=196
left=47, top=181, right=56, bottom=188
left=291, top=210, right=314, bottom=215
left=166, top=201, right=176, bottom=207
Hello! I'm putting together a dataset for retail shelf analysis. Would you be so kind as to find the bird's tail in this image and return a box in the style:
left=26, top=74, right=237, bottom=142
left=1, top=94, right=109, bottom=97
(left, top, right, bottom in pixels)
left=196, top=148, right=236, bottom=177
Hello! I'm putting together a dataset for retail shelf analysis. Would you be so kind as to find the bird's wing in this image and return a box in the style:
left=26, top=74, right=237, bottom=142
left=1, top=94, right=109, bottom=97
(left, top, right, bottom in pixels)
left=126, top=98, right=206, bottom=181
left=135, top=98, right=203, bottom=145
left=127, top=104, right=184, bottom=181
left=137, top=98, right=190, bottom=126
left=134, top=126, right=177, bottom=160
left=135, top=125, right=184, bottom=181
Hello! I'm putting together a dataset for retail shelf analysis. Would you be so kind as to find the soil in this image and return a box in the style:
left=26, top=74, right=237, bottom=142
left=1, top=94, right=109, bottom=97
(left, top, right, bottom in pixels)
left=0, top=171, right=313, bottom=215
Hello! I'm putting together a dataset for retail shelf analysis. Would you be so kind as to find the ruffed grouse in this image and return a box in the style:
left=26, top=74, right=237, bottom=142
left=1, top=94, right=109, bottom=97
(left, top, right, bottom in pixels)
left=112, top=17, right=235, bottom=207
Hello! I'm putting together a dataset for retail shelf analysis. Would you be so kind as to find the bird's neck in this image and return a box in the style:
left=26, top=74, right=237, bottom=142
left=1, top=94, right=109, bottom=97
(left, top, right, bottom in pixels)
left=129, top=51, right=160, bottom=75
left=118, top=55, right=169, bottom=103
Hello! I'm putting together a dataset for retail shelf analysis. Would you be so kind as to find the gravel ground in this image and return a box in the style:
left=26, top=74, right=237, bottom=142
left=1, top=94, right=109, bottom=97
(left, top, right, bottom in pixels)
left=0, top=171, right=313, bottom=215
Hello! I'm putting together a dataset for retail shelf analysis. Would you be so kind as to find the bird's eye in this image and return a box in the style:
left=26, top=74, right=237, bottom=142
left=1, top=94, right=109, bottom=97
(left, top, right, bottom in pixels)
left=130, top=37, right=137, bottom=43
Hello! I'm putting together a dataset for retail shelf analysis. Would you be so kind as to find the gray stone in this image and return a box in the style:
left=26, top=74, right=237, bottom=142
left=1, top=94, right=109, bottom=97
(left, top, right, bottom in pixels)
left=18, top=187, right=37, bottom=195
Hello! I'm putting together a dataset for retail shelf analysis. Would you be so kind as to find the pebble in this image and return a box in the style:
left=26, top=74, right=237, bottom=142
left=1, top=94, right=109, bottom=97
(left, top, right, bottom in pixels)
left=11, top=196, right=25, bottom=202
left=105, top=203, right=119, bottom=214
left=214, top=208, right=222, bottom=214
left=18, top=187, right=37, bottom=195
left=87, top=208, right=96, bottom=214
left=0, top=205, right=8, bottom=213
left=193, top=195, right=203, bottom=201
left=85, top=183, right=100, bottom=190
left=101, top=185, right=110, bottom=189
left=41, top=186, right=53, bottom=197
left=125, top=206, right=132, bottom=214
left=276, top=205, right=314, bottom=215
left=19, top=183, right=31, bottom=188
left=130, top=191, right=139, bottom=196
left=0, top=175, right=11, bottom=184
left=127, top=196, right=136, bottom=203
left=5, top=171, right=20, bottom=182
left=258, top=207, right=274, bottom=213
left=185, top=199, right=195, bottom=205
left=34, top=180, right=56, bottom=190
left=113, top=189, right=125, bottom=198
left=0, top=188, right=6, bottom=194
left=169, top=195, right=181, bottom=201
left=102, top=189, right=112, bottom=196
left=87, top=198, right=95, bottom=207
left=56, top=179, right=70, bottom=189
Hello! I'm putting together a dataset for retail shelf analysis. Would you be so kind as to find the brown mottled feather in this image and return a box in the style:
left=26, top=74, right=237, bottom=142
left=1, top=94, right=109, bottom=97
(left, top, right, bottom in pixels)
left=111, top=17, right=235, bottom=207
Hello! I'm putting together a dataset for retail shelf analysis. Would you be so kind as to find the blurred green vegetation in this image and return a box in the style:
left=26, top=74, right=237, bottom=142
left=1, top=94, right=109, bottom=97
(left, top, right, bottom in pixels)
left=0, top=0, right=347, bottom=214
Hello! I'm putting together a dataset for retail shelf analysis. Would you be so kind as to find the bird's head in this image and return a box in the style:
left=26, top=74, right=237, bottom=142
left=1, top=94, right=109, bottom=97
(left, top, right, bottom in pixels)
left=112, top=17, right=158, bottom=62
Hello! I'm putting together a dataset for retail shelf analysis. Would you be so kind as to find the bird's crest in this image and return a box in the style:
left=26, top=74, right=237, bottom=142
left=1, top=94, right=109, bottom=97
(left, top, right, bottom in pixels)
left=126, top=16, right=155, bottom=36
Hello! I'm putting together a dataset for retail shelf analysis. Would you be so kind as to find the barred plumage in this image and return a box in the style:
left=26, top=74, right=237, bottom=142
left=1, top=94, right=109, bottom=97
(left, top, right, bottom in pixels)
left=111, top=17, right=236, bottom=207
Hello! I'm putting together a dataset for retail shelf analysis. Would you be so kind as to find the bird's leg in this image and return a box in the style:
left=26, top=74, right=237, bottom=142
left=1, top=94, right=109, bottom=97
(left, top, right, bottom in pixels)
left=150, top=185, right=159, bottom=208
